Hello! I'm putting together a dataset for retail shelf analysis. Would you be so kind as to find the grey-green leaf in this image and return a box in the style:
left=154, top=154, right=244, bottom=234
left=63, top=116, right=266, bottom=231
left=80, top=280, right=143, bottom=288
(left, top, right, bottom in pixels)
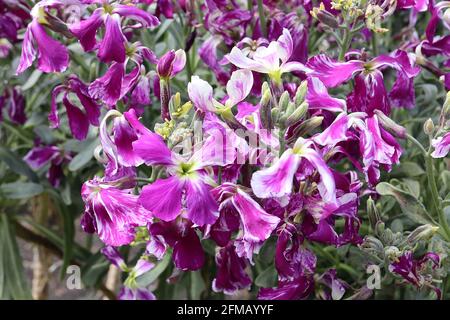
left=0, top=182, right=43, bottom=199
left=376, top=182, right=433, bottom=225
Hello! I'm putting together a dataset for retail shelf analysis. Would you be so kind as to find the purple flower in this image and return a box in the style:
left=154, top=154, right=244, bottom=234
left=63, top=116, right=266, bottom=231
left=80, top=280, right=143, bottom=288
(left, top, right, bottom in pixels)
left=199, top=36, right=230, bottom=85
left=389, top=251, right=441, bottom=298
left=157, top=49, right=186, bottom=79
left=316, top=269, right=348, bottom=300
left=307, top=50, right=420, bottom=115
left=212, top=183, right=280, bottom=261
left=250, top=138, right=337, bottom=205
left=313, top=113, right=402, bottom=185
left=101, top=246, right=127, bottom=270
left=118, top=287, right=156, bottom=300
left=51, top=75, right=101, bottom=140
left=16, top=0, right=72, bottom=74
left=148, top=220, right=205, bottom=271
left=23, top=144, right=69, bottom=187
left=212, top=244, right=252, bottom=295
left=0, top=86, right=26, bottom=124
left=431, top=132, right=450, bottom=158
left=69, top=1, right=159, bottom=63
left=81, top=177, right=152, bottom=246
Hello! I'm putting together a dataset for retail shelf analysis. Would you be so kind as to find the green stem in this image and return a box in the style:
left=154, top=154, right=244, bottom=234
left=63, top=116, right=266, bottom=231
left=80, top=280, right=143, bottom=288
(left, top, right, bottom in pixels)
left=279, top=129, right=286, bottom=157
left=371, top=32, right=379, bottom=56
left=338, top=27, right=351, bottom=61
left=257, top=0, right=267, bottom=38
left=425, top=151, right=450, bottom=239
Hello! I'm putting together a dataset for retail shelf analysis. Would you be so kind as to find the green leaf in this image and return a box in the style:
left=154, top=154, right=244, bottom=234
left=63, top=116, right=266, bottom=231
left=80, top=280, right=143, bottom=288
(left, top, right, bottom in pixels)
left=136, top=253, right=171, bottom=287
left=0, top=146, right=38, bottom=182
left=0, top=215, right=32, bottom=299
left=21, top=69, right=42, bottom=91
left=0, top=182, right=43, bottom=199
left=47, top=190, right=75, bottom=277
left=68, top=138, right=98, bottom=171
left=190, top=271, right=206, bottom=300
left=255, top=265, right=277, bottom=288
left=376, top=182, right=433, bottom=225
left=391, top=162, right=425, bottom=178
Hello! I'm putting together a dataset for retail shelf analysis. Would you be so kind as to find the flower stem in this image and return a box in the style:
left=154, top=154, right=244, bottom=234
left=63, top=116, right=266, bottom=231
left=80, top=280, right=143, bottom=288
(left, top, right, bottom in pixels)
left=425, top=151, right=450, bottom=240
left=338, top=27, right=351, bottom=61
left=257, top=0, right=267, bottom=38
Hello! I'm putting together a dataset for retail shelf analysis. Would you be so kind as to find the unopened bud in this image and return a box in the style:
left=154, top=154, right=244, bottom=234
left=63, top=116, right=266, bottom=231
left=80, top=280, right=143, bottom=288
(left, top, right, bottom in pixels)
left=423, top=118, right=435, bottom=135
left=285, top=101, right=308, bottom=127
left=374, top=110, right=406, bottom=139
left=279, top=91, right=290, bottom=112
left=292, top=116, right=323, bottom=138
left=157, top=50, right=176, bottom=79
left=367, top=197, right=381, bottom=231
left=271, top=108, right=280, bottom=124
left=360, top=236, right=384, bottom=256
left=294, top=81, right=307, bottom=106
left=311, top=3, right=339, bottom=28
left=406, top=224, right=439, bottom=245
left=260, top=82, right=273, bottom=129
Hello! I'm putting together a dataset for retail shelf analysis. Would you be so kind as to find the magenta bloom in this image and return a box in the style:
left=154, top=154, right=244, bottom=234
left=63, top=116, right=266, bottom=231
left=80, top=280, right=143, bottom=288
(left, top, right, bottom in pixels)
left=156, top=49, right=186, bottom=79
left=0, top=86, right=26, bottom=124
left=51, top=75, right=101, bottom=140
left=24, top=144, right=69, bottom=187
left=81, top=177, right=152, bottom=246
left=16, top=0, right=73, bottom=74
left=148, top=220, right=205, bottom=271
left=307, top=50, right=420, bottom=114
left=69, top=0, right=159, bottom=63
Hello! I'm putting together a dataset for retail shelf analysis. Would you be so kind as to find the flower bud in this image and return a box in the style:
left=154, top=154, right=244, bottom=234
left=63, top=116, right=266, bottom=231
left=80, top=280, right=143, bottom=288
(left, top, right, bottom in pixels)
left=260, top=82, right=273, bottom=129
left=406, top=224, right=439, bottom=245
left=423, top=118, right=435, bottom=136
left=294, top=81, right=307, bottom=106
left=311, top=3, right=339, bottom=28
left=367, top=197, right=381, bottom=231
left=384, top=246, right=401, bottom=261
left=374, top=110, right=406, bottom=139
left=285, top=101, right=308, bottom=127
left=291, top=116, right=323, bottom=139
left=157, top=50, right=176, bottom=79
left=440, top=91, right=450, bottom=125
left=279, top=91, right=290, bottom=112
left=361, top=236, right=384, bottom=256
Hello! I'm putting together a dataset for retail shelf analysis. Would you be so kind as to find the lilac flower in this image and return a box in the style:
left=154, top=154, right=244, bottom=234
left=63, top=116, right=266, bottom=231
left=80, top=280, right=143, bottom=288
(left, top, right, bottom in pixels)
left=227, top=29, right=311, bottom=86
left=389, top=251, right=441, bottom=298
left=16, top=0, right=73, bottom=74
left=307, top=50, right=420, bottom=114
left=51, top=75, right=101, bottom=140
left=212, top=244, right=252, bottom=295
left=81, top=177, right=152, bottom=246
left=431, top=132, right=450, bottom=158
left=0, top=0, right=30, bottom=43
left=101, top=246, right=127, bottom=270
left=148, top=220, right=205, bottom=271
left=250, top=137, right=337, bottom=205
left=118, top=287, right=156, bottom=300
left=199, top=36, right=230, bottom=85
left=69, top=0, right=159, bottom=63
